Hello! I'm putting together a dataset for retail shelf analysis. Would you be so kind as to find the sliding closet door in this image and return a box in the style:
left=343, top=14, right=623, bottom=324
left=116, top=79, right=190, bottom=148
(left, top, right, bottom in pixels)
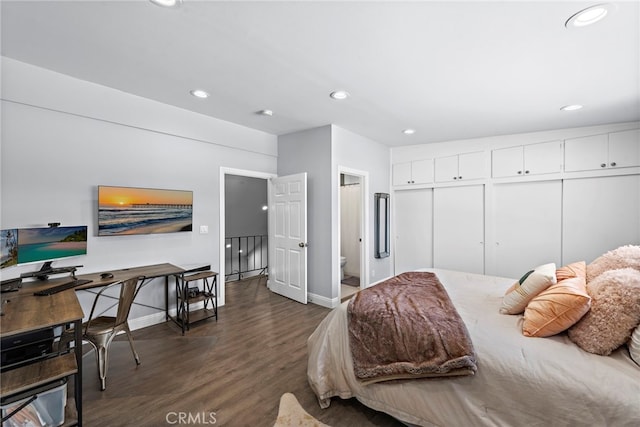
left=394, top=189, right=433, bottom=274
left=563, top=175, right=640, bottom=264
left=433, top=185, right=484, bottom=274
left=491, top=181, right=562, bottom=278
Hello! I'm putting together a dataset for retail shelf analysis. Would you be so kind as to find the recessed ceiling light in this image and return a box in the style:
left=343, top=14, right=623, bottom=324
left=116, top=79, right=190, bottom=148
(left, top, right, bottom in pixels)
left=565, top=4, right=612, bottom=28
left=257, top=109, right=274, bottom=116
left=402, top=129, right=416, bottom=135
left=560, top=104, right=583, bottom=111
left=190, top=89, right=209, bottom=99
left=330, top=90, right=350, bottom=100
left=149, top=0, right=182, bottom=8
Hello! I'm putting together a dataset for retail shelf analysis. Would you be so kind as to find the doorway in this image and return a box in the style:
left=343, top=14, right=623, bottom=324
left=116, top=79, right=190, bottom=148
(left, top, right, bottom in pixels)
left=219, top=168, right=275, bottom=307
left=339, top=171, right=365, bottom=301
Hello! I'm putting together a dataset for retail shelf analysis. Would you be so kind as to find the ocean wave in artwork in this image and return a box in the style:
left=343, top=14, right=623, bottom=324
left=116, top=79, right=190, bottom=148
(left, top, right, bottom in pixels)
left=98, top=206, right=192, bottom=235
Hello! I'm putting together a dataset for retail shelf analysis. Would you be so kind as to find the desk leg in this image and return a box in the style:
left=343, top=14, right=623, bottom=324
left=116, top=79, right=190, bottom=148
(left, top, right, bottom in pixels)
left=165, top=275, right=169, bottom=322
left=74, top=318, right=83, bottom=426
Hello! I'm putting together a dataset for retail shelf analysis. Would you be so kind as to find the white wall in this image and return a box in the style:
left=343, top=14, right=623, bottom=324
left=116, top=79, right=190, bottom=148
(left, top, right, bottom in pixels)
left=1, top=57, right=277, bottom=328
left=332, top=126, right=392, bottom=287
left=225, top=175, right=268, bottom=237
left=277, top=124, right=391, bottom=307
left=392, top=122, right=640, bottom=162
left=277, top=125, right=332, bottom=304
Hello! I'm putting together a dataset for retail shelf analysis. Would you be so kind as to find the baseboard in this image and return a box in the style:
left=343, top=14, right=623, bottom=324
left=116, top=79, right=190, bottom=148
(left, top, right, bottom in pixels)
left=307, top=276, right=393, bottom=309
left=128, top=311, right=171, bottom=331
left=307, top=292, right=340, bottom=309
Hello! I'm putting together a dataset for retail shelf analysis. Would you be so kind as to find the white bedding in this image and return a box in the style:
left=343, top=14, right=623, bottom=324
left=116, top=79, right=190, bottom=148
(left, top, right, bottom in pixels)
left=307, top=269, right=640, bottom=426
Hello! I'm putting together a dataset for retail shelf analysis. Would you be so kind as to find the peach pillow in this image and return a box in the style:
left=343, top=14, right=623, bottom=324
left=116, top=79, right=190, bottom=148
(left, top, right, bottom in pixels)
left=500, top=263, right=556, bottom=315
left=568, top=268, right=640, bottom=355
left=556, top=260, right=586, bottom=282
left=522, top=261, right=590, bottom=337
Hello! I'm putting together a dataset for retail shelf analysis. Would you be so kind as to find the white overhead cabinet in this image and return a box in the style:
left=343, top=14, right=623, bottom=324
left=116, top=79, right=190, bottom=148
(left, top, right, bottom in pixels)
left=393, top=189, right=433, bottom=274
left=433, top=185, right=485, bottom=274
left=435, top=151, right=485, bottom=182
left=564, top=129, right=640, bottom=172
left=490, top=181, right=562, bottom=278
left=392, top=159, right=434, bottom=186
left=492, top=141, right=562, bottom=178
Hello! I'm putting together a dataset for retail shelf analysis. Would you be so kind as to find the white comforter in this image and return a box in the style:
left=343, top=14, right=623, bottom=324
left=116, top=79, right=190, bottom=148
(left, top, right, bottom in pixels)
left=307, top=269, right=640, bottom=427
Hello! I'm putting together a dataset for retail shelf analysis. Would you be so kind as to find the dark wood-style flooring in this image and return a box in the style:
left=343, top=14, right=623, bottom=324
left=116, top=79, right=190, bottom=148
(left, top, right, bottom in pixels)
left=82, top=277, right=403, bottom=426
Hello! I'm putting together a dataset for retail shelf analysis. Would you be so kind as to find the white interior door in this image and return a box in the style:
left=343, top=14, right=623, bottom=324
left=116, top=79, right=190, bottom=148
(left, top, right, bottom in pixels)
left=492, top=181, right=562, bottom=278
left=433, top=185, right=485, bottom=274
left=394, top=189, right=433, bottom=274
left=563, top=175, right=640, bottom=264
left=268, top=173, right=308, bottom=304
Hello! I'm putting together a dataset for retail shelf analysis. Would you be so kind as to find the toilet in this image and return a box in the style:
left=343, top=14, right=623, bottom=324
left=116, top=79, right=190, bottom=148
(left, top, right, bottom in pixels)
left=340, top=256, right=347, bottom=280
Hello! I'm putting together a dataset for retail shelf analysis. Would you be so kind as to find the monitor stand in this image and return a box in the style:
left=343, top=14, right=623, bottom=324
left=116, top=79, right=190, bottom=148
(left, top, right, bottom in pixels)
left=20, top=262, right=82, bottom=281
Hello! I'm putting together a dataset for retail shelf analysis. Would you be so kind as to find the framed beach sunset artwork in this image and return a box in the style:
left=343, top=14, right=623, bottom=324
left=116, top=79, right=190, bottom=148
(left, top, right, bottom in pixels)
left=98, top=186, right=193, bottom=236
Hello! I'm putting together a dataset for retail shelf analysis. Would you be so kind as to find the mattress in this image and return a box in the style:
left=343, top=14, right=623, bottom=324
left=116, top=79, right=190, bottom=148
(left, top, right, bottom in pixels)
left=307, top=269, right=640, bottom=426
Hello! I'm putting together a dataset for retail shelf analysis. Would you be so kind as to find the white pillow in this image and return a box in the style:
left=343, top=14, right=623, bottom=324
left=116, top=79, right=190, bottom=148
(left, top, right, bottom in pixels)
left=500, top=263, right=557, bottom=315
left=629, top=326, right=640, bottom=367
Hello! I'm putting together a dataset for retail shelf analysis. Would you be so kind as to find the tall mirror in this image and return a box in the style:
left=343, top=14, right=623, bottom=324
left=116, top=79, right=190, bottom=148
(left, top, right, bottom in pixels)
left=374, top=193, right=390, bottom=258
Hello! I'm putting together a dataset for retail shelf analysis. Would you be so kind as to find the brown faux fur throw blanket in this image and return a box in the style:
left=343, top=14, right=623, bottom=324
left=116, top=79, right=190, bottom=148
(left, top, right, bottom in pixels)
left=347, top=271, right=477, bottom=385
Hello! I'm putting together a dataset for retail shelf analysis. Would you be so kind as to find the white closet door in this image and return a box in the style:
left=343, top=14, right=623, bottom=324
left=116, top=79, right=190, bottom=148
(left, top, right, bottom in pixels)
left=394, top=189, right=433, bottom=274
left=433, top=185, right=484, bottom=274
left=492, top=181, right=562, bottom=278
left=563, top=175, right=640, bottom=264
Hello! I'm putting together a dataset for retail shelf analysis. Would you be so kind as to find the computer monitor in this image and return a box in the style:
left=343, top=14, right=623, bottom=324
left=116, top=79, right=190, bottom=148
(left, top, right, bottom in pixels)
left=1, top=229, right=19, bottom=269
left=17, top=226, right=88, bottom=268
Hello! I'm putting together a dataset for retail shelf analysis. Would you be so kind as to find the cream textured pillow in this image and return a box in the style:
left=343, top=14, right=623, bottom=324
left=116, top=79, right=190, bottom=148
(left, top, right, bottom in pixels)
left=522, top=262, right=590, bottom=337
left=586, top=245, right=640, bottom=283
left=629, top=326, right=640, bottom=367
left=500, top=263, right=556, bottom=315
left=568, top=268, right=640, bottom=355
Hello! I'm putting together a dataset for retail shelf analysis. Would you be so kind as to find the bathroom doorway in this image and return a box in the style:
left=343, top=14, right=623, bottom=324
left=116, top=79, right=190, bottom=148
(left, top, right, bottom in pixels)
left=340, top=172, right=363, bottom=301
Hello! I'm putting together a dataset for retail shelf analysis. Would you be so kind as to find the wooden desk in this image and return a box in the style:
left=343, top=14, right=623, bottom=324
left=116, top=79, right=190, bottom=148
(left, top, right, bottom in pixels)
left=76, top=263, right=187, bottom=322
left=75, top=263, right=186, bottom=288
left=0, top=262, right=208, bottom=426
left=1, top=290, right=84, bottom=426
left=78, top=263, right=211, bottom=322
left=10, top=262, right=210, bottom=327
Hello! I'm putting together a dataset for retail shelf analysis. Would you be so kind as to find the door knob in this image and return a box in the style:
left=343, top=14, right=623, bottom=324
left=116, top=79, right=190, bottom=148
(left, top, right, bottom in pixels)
left=298, top=242, right=308, bottom=248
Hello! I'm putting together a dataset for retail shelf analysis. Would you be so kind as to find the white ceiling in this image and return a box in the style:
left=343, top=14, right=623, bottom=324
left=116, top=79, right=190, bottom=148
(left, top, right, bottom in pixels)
left=2, top=0, right=639, bottom=147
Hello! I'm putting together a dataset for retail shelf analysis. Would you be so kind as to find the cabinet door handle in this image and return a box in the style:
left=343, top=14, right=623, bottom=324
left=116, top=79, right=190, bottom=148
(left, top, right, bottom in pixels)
left=517, top=170, right=522, bottom=174
left=458, top=176, right=462, bottom=179
left=525, top=170, right=530, bottom=174
left=453, top=176, right=457, bottom=180
left=601, top=163, right=607, bottom=168
left=610, top=162, right=617, bottom=167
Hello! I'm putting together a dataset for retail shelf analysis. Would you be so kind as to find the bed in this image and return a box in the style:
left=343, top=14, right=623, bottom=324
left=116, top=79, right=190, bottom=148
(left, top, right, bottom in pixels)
left=307, top=268, right=640, bottom=426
